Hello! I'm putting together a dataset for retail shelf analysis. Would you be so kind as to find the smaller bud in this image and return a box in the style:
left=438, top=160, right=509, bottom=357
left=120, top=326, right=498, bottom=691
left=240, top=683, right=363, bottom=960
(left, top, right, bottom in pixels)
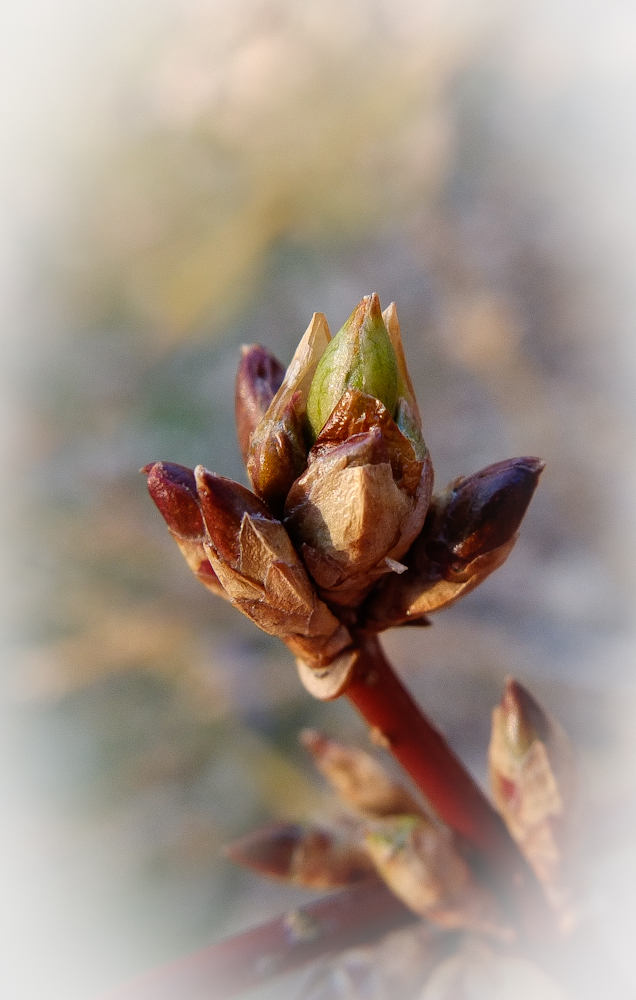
left=306, top=294, right=399, bottom=440
left=499, top=678, right=550, bottom=758
left=143, top=461, right=226, bottom=598
left=364, top=816, right=509, bottom=938
left=194, top=467, right=351, bottom=667
left=195, top=466, right=273, bottom=567
left=235, top=345, right=285, bottom=464
left=301, top=730, right=424, bottom=819
left=247, top=311, right=330, bottom=507
left=489, top=679, right=577, bottom=921
left=246, top=392, right=307, bottom=517
left=225, top=821, right=375, bottom=890
left=363, top=457, right=544, bottom=630
left=436, top=457, right=546, bottom=564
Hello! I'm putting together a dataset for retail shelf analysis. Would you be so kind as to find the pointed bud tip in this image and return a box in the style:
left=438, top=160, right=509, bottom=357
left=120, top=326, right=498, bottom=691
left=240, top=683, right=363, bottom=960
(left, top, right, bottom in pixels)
left=194, top=465, right=268, bottom=513
left=306, top=295, right=399, bottom=438
left=444, top=456, right=545, bottom=560
left=144, top=461, right=204, bottom=538
left=224, top=823, right=302, bottom=879
left=195, top=466, right=273, bottom=563
left=235, top=345, right=286, bottom=463
left=508, top=455, right=546, bottom=482
left=501, top=677, right=549, bottom=754
left=357, top=292, right=382, bottom=320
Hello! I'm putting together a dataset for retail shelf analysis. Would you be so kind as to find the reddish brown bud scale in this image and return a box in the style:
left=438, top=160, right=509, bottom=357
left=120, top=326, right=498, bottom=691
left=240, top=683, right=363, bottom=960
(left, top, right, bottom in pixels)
left=309, top=389, right=422, bottom=496
left=246, top=392, right=307, bottom=516
left=362, top=456, right=545, bottom=629
left=225, top=821, right=375, bottom=890
left=500, top=678, right=551, bottom=755
left=144, top=461, right=226, bottom=598
left=439, top=456, right=545, bottom=564
left=284, top=387, right=433, bottom=610
left=195, top=467, right=273, bottom=566
left=235, top=345, right=285, bottom=463
left=144, top=461, right=205, bottom=538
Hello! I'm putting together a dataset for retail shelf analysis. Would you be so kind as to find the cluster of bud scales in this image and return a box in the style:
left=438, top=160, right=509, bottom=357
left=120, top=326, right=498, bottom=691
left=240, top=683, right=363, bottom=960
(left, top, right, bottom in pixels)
left=145, top=294, right=543, bottom=695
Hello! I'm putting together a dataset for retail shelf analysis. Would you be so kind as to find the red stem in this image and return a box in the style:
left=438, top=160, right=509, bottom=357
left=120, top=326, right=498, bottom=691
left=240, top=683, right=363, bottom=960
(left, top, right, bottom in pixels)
left=98, top=881, right=414, bottom=1000
left=345, top=635, right=551, bottom=932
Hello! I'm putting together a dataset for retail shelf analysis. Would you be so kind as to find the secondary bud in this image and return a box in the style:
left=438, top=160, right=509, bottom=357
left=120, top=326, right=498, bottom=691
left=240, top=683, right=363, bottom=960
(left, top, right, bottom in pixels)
left=301, top=730, right=424, bottom=818
left=363, top=457, right=544, bottom=629
left=306, top=294, right=399, bottom=440
left=194, top=467, right=350, bottom=667
left=225, top=821, right=375, bottom=890
left=144, top=461, right=225, bottom=598
left=489, top=679, right=577, bottom=920
left=364, top=816, right=508, bottom=937
left=247, top=312, right=330, bottom=508
left=235, top=345, right=285, bottom=463
left=246, top=392, right=307, bottom=517
left=436, top=457, right=545, bottom=564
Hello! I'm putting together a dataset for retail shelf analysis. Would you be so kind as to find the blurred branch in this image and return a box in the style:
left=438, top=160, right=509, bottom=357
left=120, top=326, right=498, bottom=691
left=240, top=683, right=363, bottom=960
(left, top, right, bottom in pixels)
left=99, top=881, right=415, bottom=1000
left=345, top=635, right=552, bottom=935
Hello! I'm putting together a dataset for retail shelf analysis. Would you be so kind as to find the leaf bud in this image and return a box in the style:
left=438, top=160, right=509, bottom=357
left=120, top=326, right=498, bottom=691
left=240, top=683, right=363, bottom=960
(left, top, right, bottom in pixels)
left=300, top=729, right=424, bottom=819
left=194, top=467, right=350, bottom=667
left=235, top=344, right=285, bottom=464
left=143, top=461, right=226, bottom=598
left=364, top=816, right=509, bottom=937
left=436, top=456, right=546, bottom=564
left=225, top=820, right=375, bottom=890
left=246, top=312, right=330, bottom=509
left=246, top=392, right=307, bottom=517
left=489, top=679, right=576, bottom=919
left=363, top=457, right=544, bottom=629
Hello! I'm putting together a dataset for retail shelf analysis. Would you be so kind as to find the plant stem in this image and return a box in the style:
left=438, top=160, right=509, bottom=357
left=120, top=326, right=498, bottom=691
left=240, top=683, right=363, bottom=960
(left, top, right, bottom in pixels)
left=99, top=881, right=414, bottom=1000
left=344, top=634, right=551, bottom=933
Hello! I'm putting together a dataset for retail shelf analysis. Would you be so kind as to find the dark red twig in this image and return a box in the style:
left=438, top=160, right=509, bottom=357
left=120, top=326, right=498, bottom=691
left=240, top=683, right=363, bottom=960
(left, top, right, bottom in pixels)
left=345, top=635, right=552, bottom=932
left=98, top=881, right=414, bottom=1000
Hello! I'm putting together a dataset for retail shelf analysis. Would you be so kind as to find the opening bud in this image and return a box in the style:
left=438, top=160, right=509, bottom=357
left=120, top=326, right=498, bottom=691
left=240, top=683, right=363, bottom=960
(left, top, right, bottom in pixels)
left=306, top=294, right=399, bottom=440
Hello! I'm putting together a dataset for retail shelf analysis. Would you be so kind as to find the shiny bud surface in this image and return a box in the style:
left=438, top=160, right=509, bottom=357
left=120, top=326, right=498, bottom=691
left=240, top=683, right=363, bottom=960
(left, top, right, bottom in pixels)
left=363, top=457, right=544, bottom=629
left=306, top=294, right=399, bottom=439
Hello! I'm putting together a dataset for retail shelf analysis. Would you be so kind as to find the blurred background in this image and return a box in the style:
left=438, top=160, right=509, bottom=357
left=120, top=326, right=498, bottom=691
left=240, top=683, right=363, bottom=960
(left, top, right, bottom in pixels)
left=1, top=0, right=636, bottom=996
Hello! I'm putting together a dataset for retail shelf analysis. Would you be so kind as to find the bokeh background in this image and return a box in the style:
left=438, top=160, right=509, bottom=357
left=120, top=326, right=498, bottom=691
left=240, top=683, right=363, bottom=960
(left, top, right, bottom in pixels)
left=2, top=0, right=636, bottom=997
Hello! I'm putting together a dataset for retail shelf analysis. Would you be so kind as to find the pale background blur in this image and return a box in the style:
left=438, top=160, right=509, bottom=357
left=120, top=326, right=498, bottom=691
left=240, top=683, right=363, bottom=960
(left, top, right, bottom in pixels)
left=1, top=0, right=636, bottom=997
